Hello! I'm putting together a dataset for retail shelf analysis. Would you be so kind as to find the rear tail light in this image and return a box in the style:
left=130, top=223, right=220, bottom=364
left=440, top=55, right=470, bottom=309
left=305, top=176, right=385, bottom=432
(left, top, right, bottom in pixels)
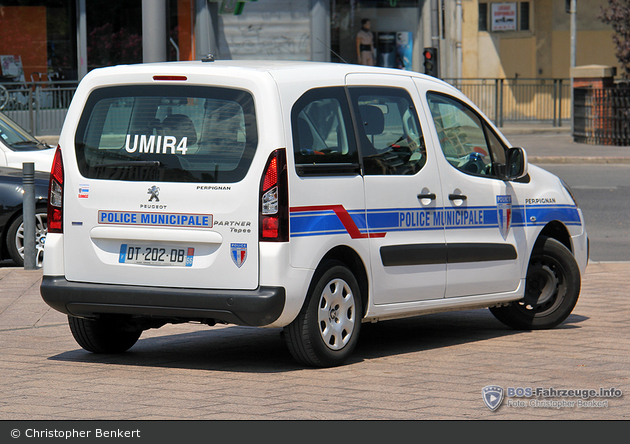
left=260, top=149, right=288, bottom=242
left=47, top=146, right=64, bottom=233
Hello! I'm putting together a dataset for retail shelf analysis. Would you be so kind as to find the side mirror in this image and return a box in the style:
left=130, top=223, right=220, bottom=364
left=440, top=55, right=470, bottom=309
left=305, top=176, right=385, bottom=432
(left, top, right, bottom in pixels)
left=504, top=146, right=528, bottom=180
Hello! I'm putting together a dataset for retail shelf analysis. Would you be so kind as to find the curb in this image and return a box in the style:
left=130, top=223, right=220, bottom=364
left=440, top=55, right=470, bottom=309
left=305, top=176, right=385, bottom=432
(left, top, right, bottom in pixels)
left=500, top=127, right=571, bottom=136
left=529, top=156, right=630, bottom=164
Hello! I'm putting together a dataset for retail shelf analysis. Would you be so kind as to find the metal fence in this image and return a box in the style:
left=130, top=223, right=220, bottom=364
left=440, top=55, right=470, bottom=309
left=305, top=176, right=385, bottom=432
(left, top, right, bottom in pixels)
left=444, top=78, right=571, bottom=127
left=574, top=85, right=630, bottom=146
left=1, top=77, right=572, bottom=136
left=0, top=80, right=79, bottom=136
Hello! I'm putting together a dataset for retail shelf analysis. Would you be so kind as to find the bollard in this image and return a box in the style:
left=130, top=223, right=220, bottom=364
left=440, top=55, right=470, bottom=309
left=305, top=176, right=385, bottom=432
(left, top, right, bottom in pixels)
left=22, top=162, right=37, bottom=270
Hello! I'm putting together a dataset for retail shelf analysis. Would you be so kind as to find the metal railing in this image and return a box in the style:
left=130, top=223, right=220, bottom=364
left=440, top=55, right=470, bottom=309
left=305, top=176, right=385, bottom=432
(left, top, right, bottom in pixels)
left=1, top=78, right=573, bottom=136
left=0, top=80, right=79, bottom=136
left=574, top=85, right=630, bottom=146
left=444, top=78, right=571, bottom=127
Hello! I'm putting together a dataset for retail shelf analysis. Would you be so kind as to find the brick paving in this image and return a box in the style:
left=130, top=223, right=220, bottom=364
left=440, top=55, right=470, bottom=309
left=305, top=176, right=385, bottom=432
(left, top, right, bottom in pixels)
left=0, top=261, right=628, bottom=420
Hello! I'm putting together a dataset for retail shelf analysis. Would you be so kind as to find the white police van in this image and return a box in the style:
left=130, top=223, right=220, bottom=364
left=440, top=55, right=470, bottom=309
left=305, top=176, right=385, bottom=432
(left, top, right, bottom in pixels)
left=41, top=60, right=588, bottom=367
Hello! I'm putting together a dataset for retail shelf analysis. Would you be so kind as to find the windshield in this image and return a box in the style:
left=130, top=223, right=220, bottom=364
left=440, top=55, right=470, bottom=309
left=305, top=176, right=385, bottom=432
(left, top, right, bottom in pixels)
left=75, top=85, right=258, bottom=183
left=0, top=112, right=50, bottom=151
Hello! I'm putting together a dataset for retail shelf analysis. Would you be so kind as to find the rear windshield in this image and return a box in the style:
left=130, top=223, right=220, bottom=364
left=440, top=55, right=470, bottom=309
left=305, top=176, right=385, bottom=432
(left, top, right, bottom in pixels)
left=75, top=85, right=257, bottom=183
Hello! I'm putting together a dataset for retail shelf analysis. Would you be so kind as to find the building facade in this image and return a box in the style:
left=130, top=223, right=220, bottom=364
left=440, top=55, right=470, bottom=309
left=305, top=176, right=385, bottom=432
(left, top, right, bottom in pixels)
left=463, top=0, right=620, bottom=79
left=0, top=0, right=622, bottom=84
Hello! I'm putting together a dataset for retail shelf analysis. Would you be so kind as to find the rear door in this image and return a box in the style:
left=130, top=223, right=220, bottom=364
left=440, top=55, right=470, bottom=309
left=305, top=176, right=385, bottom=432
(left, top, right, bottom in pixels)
left=64, top=82, right=268, bottom=290
left=288, top=86, right=368, bottom=273
left=346, top=74, right=446, bottom=304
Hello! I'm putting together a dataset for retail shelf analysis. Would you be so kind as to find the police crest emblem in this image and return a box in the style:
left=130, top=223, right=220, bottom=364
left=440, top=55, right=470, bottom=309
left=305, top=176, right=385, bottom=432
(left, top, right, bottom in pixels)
left=230, top=243, right=247, bottom=268
left=496, top=195, right=512, bottom=240
left=482, top=385, right=504, bottom=411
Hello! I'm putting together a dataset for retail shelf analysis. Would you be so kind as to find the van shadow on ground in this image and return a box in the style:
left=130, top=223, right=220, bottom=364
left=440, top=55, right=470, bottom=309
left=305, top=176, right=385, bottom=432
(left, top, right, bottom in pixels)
left=49, top=309, right=588, bottom=373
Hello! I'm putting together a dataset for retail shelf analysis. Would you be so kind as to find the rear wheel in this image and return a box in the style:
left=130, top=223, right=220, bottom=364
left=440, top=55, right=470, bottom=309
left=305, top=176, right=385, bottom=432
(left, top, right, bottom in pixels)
left=284, top=261, right=362, bottom=367
left=490, top=237, right=581, bottom=330
left=68, top=315, right=142, bottom=354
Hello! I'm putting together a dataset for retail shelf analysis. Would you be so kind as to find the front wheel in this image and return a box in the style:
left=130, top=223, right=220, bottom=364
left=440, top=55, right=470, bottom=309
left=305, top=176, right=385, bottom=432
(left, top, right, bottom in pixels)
left=68, top=315, right=142, bottom=354
left=284, top=261, right=362, bottom=367
left=490, top=237, right=581, bottom=330
left=7, top=211, right=47, bottom=267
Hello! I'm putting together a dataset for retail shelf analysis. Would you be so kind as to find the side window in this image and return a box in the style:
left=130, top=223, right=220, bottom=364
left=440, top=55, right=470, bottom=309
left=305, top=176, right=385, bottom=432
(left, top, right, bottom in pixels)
left=427, top=92, right=506, bottom=177
left=291, top=87, right=358, bottom=176
left=349, top=87, right=427, bottom=176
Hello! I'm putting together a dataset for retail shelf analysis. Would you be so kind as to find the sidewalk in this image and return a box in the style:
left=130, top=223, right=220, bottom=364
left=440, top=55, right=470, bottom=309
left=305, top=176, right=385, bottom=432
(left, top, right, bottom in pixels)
left=499, top=123, right=630, bottom=164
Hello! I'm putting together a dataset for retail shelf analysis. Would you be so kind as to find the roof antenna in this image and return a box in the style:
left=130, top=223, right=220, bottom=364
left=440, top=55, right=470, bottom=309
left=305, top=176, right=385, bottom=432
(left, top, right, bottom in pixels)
left=317, top=38, right=349, bottom=64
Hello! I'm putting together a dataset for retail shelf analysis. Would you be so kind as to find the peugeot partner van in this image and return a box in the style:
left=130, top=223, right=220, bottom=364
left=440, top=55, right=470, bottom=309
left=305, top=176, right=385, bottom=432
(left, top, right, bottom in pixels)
left=40, top=61, right=588, bottom=367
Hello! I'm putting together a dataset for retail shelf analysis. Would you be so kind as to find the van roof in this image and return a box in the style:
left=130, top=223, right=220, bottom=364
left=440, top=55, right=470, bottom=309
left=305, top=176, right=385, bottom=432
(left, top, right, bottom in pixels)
left=86, top=59, right=450, bottom=89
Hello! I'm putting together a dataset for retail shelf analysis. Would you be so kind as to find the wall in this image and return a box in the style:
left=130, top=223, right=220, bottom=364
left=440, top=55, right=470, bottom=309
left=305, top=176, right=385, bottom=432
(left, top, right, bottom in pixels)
left=463, top=0, right=620, bottom=79
left=0, top=6, right=48, bottom=82
left=221, top=0, right=311, bottom=61
left=500, top=36, right=535, bottom=78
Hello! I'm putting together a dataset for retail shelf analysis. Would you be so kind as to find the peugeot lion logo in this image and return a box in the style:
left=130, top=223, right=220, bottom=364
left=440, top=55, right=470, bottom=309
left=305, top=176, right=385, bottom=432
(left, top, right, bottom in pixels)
left=148, top=186, right=160, bottom=202
left=482, top=385, right=504, bottom=411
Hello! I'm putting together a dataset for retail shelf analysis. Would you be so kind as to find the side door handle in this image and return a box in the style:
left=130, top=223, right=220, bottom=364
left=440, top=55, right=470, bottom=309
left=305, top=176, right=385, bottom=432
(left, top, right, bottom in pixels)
left=417, top=193, right=436, bottom=201
left=448, top=193, right=467, bottom=201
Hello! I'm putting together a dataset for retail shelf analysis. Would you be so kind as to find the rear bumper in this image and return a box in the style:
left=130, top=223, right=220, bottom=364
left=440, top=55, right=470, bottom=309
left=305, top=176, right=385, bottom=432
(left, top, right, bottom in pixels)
left=40, top=276, right=286, bottom=327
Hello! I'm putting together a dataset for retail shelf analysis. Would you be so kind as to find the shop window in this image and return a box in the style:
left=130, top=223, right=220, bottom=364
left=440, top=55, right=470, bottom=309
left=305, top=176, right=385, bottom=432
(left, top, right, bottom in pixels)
left=0, top=2, right=76, bottom=82
left=330, top=0, right=420, bottom=67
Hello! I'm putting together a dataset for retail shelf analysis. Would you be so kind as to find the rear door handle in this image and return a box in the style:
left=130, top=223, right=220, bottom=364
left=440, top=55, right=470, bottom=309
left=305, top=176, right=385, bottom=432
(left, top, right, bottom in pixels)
left=448, top=194, right=467, bottom=201
left=417, top=193, right=436, bottom=201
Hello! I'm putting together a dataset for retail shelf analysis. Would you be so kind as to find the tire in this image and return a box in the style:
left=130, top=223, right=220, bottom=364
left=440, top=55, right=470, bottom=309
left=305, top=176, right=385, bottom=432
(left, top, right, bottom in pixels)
left=7, top=211, right=47, bottom=267
left=490, top=237, right=581, bottom=330
left=284, top=261, right=363, bottom=367
left=68, top=315, right=142, bottom=354
left=0, top=84, right=8, bottom=110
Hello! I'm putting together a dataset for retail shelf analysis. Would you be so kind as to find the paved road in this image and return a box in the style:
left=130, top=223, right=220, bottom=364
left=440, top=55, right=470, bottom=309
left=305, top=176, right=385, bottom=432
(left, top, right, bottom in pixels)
left=0, top=262, right=627, bottom=421
left=538, top=164, right=630, bottom=262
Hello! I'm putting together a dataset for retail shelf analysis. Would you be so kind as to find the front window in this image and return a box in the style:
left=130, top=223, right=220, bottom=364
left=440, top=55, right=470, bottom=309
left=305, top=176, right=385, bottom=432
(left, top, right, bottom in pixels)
left=75, top=85, right=257, bottom=183
left=427, top=92, right=506, bottom=177
left=0, top=112, right=49, bottom=151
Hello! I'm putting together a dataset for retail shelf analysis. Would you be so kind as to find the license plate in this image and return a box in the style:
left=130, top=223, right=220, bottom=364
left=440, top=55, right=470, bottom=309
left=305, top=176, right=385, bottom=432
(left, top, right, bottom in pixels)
left=119, top=244, right=194, bottom=266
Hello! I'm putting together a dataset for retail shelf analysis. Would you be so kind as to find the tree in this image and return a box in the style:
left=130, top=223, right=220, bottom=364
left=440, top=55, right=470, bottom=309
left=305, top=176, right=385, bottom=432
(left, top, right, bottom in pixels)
left=600, top=0, right=630, bottom=77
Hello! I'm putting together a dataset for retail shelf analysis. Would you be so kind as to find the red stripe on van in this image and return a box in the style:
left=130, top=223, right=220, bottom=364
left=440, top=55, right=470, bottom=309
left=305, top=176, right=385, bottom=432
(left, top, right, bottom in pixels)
left=291, top=205, right=386, bottom=239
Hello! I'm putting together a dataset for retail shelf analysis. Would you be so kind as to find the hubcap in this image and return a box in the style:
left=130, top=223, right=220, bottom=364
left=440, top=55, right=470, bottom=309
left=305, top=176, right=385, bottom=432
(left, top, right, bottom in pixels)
left=519, top=258, right=564, bottom=314
left=317, top=278, right=356, bottom=351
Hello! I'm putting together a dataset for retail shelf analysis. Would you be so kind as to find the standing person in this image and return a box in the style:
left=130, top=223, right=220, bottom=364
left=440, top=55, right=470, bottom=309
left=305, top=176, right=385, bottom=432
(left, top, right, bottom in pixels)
left=356, top=18, right=375, bottom=66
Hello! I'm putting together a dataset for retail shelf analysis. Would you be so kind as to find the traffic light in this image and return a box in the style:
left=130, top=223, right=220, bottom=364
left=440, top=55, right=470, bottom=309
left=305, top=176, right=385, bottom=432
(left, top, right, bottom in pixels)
left=423, top=47, right=438, bottom=78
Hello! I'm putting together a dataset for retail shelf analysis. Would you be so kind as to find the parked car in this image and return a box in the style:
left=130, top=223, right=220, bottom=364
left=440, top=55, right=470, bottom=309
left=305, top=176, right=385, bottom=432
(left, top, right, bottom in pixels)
left=0, top=111, right=55, bottom=172
left=40, top=61, right=587, bottom=367
left=0, top=166, right=49, bottom=267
